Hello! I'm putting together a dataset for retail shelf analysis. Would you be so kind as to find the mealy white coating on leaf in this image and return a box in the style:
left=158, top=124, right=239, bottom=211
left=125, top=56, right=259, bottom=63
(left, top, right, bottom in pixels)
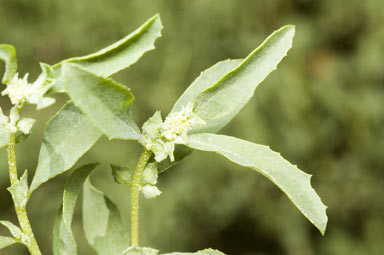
left=0, top=220, right=30, bottom=246
left=141, top=184, right=162, bottom=199
left=186, top=133, right=327, bottom=234
left=7, top=170, right=29, bottom=208
left=0, top=236, right=17, bottom=249
left=0, top=44, right=17, bottom=84
left=142, top=162, right=158, bottom=185
left=193, top=25, right=295, bottom=133
left=17, top=118, right=35, bottom=134
left=123, top=245, right=159, bottom=255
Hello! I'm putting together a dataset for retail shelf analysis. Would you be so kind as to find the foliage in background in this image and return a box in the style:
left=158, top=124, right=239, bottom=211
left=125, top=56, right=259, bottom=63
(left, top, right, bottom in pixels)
left=0, top=0, right=383, bottom=254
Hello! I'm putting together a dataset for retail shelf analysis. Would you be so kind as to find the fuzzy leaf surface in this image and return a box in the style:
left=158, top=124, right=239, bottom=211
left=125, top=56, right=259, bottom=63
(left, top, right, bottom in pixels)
left=83, top=179, right=129, bottom=255
left=63, top=63, right=140, bottom=140
left=0, top=44, right=17, bottom=84
left=30, top=103, right=102, bottom=193
left=171, top=59, right=242, bottom=113
left=53, top=163, right=99, bottom=255
left=0, top=236, right=17, bottom=249
left=193, top=25, right=295, bottom=133
left=186, top=133, right=327, bottom=234
left=51, top=14, right=162, bottom=92
left=0, top=126, right=10, bottom=149
left=7, top=170, right=29, bottom=208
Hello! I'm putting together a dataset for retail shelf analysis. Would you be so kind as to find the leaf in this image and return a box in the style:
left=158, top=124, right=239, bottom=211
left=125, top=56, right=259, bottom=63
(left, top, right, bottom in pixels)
left=51, top=14, right=163, bottom=92
left=0, top=221, right=29, bottom=245
left=0, top=44, right=17, bottom=84
left=0, top=236, right=17, bottom=249
left=111, top=164, right=133, bottom=185
left=162, top=248, right=226, bottom=255
left=82, top=179, right=129, bottom=255
left=122, top=245, right=159, bottom=255
left=193, top=25, right=295, bottom=133
left=30, top=102, right=102, bottom=194
left=0, top=126, right=10, bottom=149
left=171, top=59, right=242, bottom=113
left=53, top=163, right=99, bottom=255
left=7, top=170, right=29, bottom=208
left=186, top=133, right=328, bottom=234
left=63, top=63, right=140, bottom=140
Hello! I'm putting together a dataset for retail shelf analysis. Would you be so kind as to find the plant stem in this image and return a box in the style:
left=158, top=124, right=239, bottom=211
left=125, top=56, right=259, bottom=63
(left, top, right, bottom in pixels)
left=130, top=148, right=152, bottom=246
left=7, top=133, right=42, bottom=255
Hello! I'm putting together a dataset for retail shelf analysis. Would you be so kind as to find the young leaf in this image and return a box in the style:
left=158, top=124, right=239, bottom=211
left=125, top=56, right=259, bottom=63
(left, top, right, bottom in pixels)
left=162, top=249, right=226, bottom=255
left=186, top=133, right=328, bottom=234
left=7, top=170, right=29, bottom=208
left=0, top=126, right=10, bottom=149
left=83, top=179, right=129, bottom=255
left=51, top=14, right=163, bottom=92
left=30, top=103, right=102, bottom=194
left=0, top=236, right=17, bottom=249
left=0, top=44, right=17, bottom=84
left=111, top=164, right=133, bottom=185
left=53, top=163, right=99, bottom=255
left=171, top=59, right=242, bottom=113
left=63, top=63, right=140, bottom=140
left=0, top=221, right=29, bottom=246
left=193, top=25, right=295, bottom=133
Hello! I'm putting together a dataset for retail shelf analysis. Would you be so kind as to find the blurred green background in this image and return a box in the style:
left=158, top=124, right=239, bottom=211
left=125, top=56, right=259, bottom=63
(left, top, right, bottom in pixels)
left=1, top=0, right=384, bottom=254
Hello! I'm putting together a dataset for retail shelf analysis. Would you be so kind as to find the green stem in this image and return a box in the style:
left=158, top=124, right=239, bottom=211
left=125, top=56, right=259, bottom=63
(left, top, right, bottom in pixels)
left=130, top=148, right=152, bottom=246
left=7, top=133, right=42, bottom=255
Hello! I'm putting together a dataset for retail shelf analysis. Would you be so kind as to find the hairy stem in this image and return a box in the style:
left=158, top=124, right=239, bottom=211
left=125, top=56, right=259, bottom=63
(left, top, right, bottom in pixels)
left=130, top=148, right=152, bottom=246
left=7, top=133, right=42, bottom=255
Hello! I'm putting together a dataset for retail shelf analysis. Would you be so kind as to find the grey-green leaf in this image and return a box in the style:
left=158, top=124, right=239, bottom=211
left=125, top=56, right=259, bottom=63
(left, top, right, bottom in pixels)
left=186, top=133, right=327, bottom=234
left=0, top=236, right=17, bottom=249
left=51, top=14, right=163, bottom=92
left=30, top=102, right=102, bottom=194
left=83, top=179, right=129, bottom=255
left=111, top=164, right=133, bottom=186
left=0, top=126, right=10, bottom=149
left=0, top=221, right=23, bottom=240
left=193, top=25, right=295, bottom=133
left=63, top=63, right=140, bottom=140
left=7, top=170, right=29, bottom=208
left=162, top=248, right=226, bottom=255
left=53, top=163, right=99, bottom=255
left=0, top=44, right=17, bottom=84
left=171, top=59, right=242, bottom=113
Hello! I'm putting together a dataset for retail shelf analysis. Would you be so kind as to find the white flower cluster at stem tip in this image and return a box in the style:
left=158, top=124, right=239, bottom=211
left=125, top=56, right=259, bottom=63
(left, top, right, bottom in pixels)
left=2, top=71, right=55, bottom=109
left=139, top=103, right=206, bottom=163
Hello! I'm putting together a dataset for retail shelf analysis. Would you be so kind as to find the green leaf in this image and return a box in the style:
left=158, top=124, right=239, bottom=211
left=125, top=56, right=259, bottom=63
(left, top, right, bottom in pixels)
left=51, top=14, right=163, bottom=92
left=162, top=248, right=226, bottom=255
left=53, top=163, right=99, bottom=255
left=7, top=170, right=29, bottom=208
left=186, top=133, right=328, bottom=234
left=0, top=236, right=17, bottom=249
left=122, top=246, right=159, bottom=255
left=193, top=25, right=295, bottom=133
left=171, top=59, right=242, bottom=113
left=63, top=63, right=140, bottom=140
left=0, top=44, right=17, bottom=84
left=83, top=179, right=129, bottom=255
left=30, top=102, right=102, bottom=193
left=0, top=221, right=29, bottom=245
left=0, top=127, right=10, bottom=149
left=111, top=164, right=133, bottom=185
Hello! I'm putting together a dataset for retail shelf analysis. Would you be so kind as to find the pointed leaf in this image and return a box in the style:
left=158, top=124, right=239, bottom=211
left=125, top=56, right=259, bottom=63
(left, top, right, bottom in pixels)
left=63, top=63, right=140, bottom=140
left=51, top=14, right=163, bottom=92
left=53, top=163, right=99, bottom=255
left=0, top=236, right=17, bottom=249
left=83, top=179, right=129, bottom=255
left=162, top=249, right=226, bottom=255
left=0, top=221, right=29, bottom=246
left=123, top=246, right=158, bottom=255
left=0, top=44, right=17, bottom=84
left=186, top=133, right=327, bottom=234
left=193, top=25, right=295, bottom=133
left=7, top=170, right=29, bottom=208
left=171, top=59, right=242, bottom=113
left=30, top=102, right=102, bottom=193
left=111, top=164, right=133, bottom=185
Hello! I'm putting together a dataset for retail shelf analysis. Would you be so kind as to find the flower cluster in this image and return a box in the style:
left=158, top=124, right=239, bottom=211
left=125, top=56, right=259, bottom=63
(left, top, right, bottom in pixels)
left=139, top=103, right=205, bottom=162
left=1, top=64, right=55, bottom=109
left=0, top=107, right=35, bottom=135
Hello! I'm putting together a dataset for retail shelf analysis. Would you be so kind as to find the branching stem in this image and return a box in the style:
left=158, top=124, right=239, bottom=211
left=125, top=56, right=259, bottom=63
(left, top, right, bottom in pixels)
left=7, top=133, right=42, bottom=255
left=130, top=148, right=152, bottom=246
